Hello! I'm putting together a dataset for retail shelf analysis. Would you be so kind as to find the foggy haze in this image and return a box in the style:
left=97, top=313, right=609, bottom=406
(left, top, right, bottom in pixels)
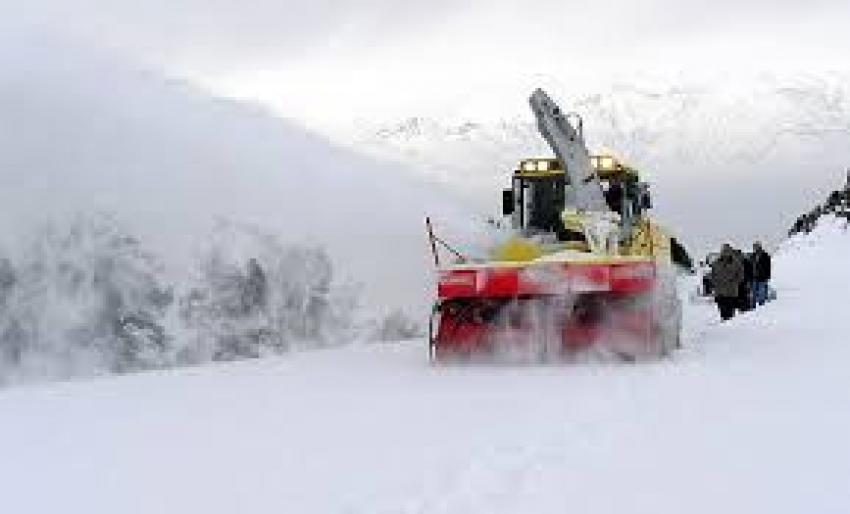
left=3, top=1, right=850, bottom=256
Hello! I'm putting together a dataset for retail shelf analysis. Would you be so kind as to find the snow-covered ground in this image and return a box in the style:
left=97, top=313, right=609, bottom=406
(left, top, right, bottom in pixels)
left=1, top=217, right=848, bottom=513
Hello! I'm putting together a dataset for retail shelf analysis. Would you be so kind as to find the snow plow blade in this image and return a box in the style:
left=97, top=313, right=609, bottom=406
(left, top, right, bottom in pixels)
left=430, top=258, right=678, bottom=362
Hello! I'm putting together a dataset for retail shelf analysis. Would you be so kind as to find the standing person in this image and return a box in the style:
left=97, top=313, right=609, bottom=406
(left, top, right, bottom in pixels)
left=737, top=248, right=754, bottom=312
left=605, top=178, right=624, bottom=215
left=710, top=244, right=746, bottom=321
left=750, top=242, right=772, bottom=306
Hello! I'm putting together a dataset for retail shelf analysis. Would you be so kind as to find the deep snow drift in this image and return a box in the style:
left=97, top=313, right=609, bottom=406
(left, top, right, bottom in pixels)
left=1, top=217, right=848, bottom=513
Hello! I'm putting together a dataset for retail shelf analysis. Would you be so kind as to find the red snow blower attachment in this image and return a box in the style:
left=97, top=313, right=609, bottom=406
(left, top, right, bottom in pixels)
left=430, top=258, right=672, bottom=361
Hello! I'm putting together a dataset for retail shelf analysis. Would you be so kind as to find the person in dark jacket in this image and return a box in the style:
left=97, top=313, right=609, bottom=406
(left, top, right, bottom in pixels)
left=604, top=179, right=624, bottom=215
left=737, top=249, right=754, bottom=312
left=710, top=244, right=745, bottom=321
left=750, top=242, right=772, bottom=306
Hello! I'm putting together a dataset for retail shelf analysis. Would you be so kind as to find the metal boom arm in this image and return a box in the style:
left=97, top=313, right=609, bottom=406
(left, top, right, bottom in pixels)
left=529, top=89, right=608, bottom=212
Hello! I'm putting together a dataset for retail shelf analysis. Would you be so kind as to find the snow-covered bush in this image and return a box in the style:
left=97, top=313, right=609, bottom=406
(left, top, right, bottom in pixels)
left=179, top=221, right=359, bottom=362
left=370, top=309, right=424, bottom=342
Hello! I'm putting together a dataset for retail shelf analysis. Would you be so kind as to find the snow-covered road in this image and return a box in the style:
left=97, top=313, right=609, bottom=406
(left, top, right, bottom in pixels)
left=2, top=219, right=849, bottom=514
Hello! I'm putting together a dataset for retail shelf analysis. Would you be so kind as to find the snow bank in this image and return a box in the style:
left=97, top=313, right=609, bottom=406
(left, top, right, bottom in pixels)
left=777, top=214, right=850, bottom=281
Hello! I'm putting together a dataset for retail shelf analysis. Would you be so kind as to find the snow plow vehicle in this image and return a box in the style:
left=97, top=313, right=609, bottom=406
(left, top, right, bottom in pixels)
left=428, top=89, right=683, bottom=362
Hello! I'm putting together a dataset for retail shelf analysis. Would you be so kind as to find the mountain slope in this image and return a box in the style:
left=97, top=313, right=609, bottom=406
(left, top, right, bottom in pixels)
left=1, top=216, right=848, bottom=513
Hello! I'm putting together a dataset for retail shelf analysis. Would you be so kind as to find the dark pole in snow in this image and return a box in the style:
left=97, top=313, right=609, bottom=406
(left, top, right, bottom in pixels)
left=426, top=217, right=440, bottom=267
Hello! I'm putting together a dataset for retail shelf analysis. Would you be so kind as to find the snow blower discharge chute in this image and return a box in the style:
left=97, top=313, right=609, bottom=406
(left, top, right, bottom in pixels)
left=427, top=89, right=683, bottom=362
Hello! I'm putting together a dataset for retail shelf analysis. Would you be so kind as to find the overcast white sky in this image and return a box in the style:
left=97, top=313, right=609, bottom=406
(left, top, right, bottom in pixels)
left=8, top=0, right=850, bottom=126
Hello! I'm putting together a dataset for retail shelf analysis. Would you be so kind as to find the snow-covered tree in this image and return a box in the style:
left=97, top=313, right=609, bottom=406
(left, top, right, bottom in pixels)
left=0, top=214, right=174, bottom=382
left=179, top=221, right=359, bottom=361
left=0, top=215, right=364, bottom=385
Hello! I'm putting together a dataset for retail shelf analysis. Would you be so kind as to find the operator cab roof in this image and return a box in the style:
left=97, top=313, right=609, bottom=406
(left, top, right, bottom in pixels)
left=516, top=155, right=639, bottom=181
